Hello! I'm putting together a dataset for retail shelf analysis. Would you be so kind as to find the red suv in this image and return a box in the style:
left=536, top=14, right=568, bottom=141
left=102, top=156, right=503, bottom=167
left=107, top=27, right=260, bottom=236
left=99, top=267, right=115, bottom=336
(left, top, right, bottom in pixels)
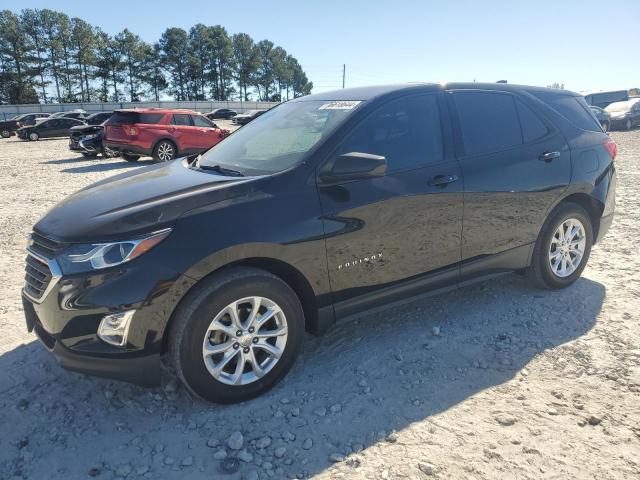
left=103, top=108, right=230, bottom=162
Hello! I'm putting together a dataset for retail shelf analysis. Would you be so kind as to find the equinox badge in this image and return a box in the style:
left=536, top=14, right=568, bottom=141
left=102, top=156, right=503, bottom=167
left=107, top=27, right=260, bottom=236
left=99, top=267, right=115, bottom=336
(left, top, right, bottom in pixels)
left=337, top=252, right=383, bottom=270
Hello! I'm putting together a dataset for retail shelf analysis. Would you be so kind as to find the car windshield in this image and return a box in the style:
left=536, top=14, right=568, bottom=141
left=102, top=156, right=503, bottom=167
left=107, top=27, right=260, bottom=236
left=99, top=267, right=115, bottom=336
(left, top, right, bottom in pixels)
left=199, top=100, right=361, bottom=175
left=605, top=101, right=632, bottom=113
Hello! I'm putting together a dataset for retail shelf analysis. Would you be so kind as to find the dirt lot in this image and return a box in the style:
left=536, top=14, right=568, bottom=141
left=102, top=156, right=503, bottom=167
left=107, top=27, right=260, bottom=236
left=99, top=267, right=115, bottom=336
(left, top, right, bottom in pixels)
left=0, top=128, right=638, bottom=480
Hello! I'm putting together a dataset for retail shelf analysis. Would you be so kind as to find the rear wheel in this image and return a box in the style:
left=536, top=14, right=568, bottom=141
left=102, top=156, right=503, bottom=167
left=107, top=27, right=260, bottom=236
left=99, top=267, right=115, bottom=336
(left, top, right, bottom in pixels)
left=153, top=140, right=177, bottom=162
left=169, top=267, right=304, bottom=404
left=1, top=129, right=10, bottom=138
left=121, top=152, right=140, bottom=162
left=527, top=202, right=593, bottom=289
left=28, top=132, right=39, bottom=141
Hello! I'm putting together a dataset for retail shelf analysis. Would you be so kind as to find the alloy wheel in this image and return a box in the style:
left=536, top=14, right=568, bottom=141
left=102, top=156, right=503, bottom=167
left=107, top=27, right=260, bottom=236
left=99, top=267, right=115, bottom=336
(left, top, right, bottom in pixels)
left=548, top=218, right=586, bottom=278
left=29, top=132, right=38, bottom=141
left=202, top=296, right=288, bottom=386
left=1, top=129, right=10, bottom=138
left=157, top=142, right=175, bottom=161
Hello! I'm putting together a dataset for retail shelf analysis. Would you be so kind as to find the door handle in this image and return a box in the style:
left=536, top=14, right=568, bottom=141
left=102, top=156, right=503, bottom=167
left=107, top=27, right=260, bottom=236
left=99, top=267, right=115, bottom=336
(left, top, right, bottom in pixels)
left=428, top=174, right=459, bottom=187
left=539, top=151, right=560, bottom=162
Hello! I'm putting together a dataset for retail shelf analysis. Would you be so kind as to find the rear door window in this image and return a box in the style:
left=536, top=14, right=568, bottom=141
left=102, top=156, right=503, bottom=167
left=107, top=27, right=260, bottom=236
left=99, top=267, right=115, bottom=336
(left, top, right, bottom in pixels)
left=452, top=91, right=522, bottom=156
left=516, top=100, right=548, bottom=142
left=532, top=92, right=601, bottom=132
left=172, top=114, right=192, bottom=126
left=337, top=94, right=443, bottom=172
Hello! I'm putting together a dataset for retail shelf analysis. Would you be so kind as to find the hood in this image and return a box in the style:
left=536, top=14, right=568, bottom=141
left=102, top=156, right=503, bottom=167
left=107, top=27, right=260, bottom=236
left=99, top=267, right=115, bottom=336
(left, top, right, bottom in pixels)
left=35, top=159, right=267, bottom=242
left=70, top=124, right=101, bottom=133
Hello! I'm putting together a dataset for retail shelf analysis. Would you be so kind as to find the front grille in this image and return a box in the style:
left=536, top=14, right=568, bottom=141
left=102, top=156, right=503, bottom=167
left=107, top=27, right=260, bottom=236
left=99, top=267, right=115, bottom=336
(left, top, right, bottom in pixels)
left=30, top=231, right=68, bottom=258
left=24, top=254, right=53, bottom=300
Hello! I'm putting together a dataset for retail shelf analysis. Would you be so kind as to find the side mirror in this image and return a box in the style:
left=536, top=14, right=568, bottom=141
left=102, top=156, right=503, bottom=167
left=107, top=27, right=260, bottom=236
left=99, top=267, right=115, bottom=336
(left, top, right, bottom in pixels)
left=320, top=152, right=387, bottom=183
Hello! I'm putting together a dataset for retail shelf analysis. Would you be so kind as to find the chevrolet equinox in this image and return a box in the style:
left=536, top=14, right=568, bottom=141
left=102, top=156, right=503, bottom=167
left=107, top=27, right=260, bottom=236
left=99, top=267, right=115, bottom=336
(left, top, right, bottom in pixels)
left=23, top=84, right=616, bottom=403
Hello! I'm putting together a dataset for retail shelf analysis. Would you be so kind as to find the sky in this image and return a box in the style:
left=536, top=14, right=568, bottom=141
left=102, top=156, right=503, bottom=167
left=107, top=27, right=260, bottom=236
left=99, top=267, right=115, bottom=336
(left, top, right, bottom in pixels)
left=3, top=0, right=639, bottom=95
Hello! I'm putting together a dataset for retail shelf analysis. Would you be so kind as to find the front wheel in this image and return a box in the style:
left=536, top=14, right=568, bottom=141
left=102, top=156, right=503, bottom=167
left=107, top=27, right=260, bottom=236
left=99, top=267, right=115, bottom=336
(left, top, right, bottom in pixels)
left=1, top=129, right=10, bottom=138
left=28, top=132, right=39, bottom=141
left=626, top=119, right=633, bottom=130
left=153, top=140, right=177, bottom=162
left=168, top=267, right=304, bottom=404
left=527, top=202, right=593, bottom=289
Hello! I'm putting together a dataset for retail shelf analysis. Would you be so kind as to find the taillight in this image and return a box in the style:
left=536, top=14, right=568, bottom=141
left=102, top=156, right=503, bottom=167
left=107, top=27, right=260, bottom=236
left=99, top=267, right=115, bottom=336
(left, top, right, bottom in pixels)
left=123, top=125, right=138, bottom=136
left=603, top=137, right=617, bottom=161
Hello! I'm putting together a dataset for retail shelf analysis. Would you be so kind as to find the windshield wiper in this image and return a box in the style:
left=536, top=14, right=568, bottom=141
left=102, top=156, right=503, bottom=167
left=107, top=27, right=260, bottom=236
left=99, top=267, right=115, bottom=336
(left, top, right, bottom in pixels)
left=198, top=164, right=245, bottom=177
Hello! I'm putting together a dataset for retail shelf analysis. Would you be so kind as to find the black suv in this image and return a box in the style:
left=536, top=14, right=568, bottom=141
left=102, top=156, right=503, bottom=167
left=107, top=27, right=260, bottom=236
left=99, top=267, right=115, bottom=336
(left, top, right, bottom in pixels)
left=23, top=84, right=616, bottom=403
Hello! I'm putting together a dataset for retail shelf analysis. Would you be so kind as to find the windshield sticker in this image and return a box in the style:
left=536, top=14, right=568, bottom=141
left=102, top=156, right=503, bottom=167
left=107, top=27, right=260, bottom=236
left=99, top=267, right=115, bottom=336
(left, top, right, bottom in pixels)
left=318, top=101, right=361, bottom=110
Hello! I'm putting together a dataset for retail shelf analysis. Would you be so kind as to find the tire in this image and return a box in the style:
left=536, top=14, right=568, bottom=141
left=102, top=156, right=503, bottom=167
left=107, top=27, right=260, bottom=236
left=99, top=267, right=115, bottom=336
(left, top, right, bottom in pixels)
left=1, top=129, right=10, bottom=138
left=527, top=202, right=593, bottom=290
left=168, top=267, right=305, bottom=404
left=121, top=152, right=140, bottom=162
left=626, top=119, right=632, bottom=130
left=602, top=121, right=609, bottom=133
left=28, top=132, right=39, bottom=141
left=153, top=140, right=177, bottom=162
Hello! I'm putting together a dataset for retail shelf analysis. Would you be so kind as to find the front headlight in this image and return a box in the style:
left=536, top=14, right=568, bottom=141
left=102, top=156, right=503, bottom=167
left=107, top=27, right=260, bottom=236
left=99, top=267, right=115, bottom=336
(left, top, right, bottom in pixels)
left=57, top=228, right=171, bottom=274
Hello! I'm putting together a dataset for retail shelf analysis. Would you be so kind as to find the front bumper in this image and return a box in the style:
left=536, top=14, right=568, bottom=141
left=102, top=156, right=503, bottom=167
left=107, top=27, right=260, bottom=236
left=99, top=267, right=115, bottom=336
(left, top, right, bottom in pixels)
left=24, top=297, right=161, bottom=386
left=70, top=137, right=101, bottom=154
left=21, top=247, right=197, bottom=387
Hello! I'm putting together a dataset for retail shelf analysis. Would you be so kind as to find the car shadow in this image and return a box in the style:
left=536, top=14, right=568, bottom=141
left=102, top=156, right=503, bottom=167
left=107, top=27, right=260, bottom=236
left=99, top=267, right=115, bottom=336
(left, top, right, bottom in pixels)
left=0, top=274, right=604, bottom=479
left=40, top=157, right=154, bottom=173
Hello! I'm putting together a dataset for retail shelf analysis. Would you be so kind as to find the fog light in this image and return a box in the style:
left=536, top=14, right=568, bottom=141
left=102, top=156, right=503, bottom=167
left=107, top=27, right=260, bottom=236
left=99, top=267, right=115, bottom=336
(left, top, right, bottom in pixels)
left=98, top=310, right=135, bottom=347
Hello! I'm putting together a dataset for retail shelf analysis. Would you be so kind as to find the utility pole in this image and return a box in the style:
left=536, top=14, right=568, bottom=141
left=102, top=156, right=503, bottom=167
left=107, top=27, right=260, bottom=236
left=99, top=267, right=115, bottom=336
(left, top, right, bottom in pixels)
left=342, top=64, right=346, bottom=89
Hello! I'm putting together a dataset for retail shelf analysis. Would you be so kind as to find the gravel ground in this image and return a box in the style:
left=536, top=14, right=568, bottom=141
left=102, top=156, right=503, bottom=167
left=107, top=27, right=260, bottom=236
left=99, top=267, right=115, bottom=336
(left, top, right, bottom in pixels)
left=0, top=128, right=639, bottom=480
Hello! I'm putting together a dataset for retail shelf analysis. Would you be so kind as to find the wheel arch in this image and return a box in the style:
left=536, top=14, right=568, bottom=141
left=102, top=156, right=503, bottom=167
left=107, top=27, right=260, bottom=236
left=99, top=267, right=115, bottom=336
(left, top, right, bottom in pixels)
left=152, top=136, right=179, bottom=156
left=161, top=256, right=321, bottom=354
left=550, top=193, right=604, bottom=243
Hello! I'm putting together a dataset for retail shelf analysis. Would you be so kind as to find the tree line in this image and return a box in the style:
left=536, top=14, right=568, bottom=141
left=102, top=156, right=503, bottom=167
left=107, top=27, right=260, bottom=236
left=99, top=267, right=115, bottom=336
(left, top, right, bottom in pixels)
left=0, top=9, right=313, bottom=105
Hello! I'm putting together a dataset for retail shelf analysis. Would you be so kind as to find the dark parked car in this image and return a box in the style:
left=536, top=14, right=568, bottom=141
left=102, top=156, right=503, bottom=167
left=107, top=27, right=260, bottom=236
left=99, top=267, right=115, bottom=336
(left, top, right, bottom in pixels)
left=84, top=111, right=114, bottom=125
left=584, top=90, right=629, bottom=109
left=17, top=117, right=86, bottom=141
left=232, top=109, right=266, bottom=125
left=590, top=106, right=611, bottom=132
left=205, top=108, right=237, bottom=120
left=605, top=98, right=640, bottom=130
left=50, top=110, right=87, bottom=120
left=69, top=124, right=118, bottom=158
left=22, top=83, right=616, bottom=404
left=0, top=113, right=50, bottom=138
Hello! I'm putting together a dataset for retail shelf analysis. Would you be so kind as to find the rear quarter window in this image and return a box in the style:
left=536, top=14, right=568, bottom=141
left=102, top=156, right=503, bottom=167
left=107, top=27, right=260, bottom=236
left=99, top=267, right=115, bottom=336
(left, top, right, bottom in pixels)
left=532, top=92, right=602, bottom=132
